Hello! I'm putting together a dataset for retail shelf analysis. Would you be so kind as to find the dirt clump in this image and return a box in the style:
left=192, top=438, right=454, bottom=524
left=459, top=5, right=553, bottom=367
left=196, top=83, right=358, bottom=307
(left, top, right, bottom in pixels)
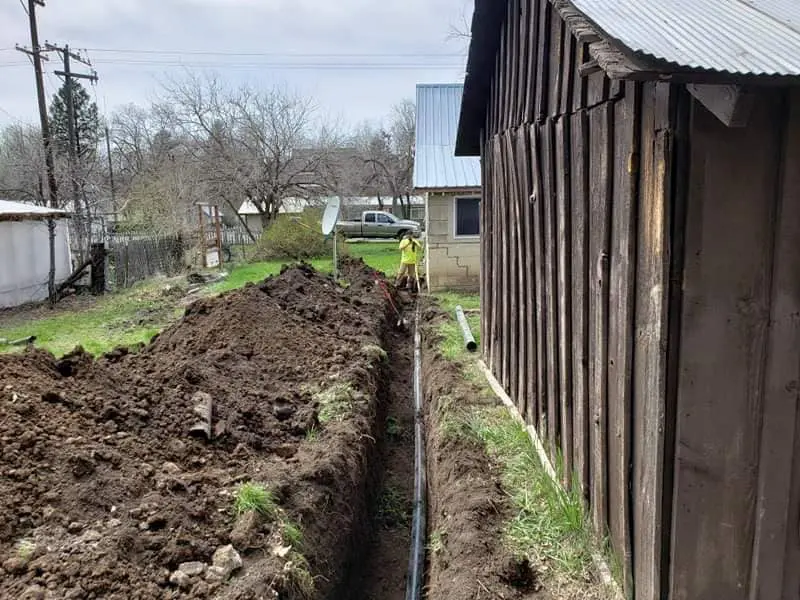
left=0, top=262, right=395, bottom=599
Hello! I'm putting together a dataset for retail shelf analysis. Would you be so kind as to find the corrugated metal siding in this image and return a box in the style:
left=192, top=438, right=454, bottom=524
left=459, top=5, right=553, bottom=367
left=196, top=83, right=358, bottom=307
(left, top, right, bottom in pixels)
left=414, top=84, right=481, bottom=189
left=571, top=0, right=800, bottom=76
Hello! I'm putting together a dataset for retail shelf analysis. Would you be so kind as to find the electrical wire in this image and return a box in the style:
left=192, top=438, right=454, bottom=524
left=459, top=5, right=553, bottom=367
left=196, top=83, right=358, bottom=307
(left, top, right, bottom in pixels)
left=83, top=47, right=465, bottom=58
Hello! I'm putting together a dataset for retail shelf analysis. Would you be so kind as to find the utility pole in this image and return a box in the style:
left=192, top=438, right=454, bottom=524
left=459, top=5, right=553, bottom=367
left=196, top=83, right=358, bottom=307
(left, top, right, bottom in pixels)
left=46, top=43, right=98, bottom=262
left=17, top=0, right=59, bottom=303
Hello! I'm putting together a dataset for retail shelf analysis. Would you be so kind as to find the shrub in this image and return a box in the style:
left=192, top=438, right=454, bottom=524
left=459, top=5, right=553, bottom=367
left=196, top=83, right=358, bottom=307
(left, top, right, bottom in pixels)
left=255, top=209, right=345, bottom=261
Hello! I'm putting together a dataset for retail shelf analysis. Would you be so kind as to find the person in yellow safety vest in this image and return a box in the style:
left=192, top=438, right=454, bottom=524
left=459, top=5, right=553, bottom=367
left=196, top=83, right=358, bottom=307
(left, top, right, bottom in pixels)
left=396, top=231, right=422, bottom=291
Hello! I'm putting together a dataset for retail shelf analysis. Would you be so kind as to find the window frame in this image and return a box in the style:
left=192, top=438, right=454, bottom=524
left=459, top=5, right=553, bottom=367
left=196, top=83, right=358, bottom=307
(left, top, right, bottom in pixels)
left=452, top=196, right=481, bottom=239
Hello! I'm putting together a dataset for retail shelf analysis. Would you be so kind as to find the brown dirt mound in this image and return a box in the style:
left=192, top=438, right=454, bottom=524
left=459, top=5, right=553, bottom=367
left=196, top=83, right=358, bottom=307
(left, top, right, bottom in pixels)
left=0, top=262, right=395, bottom=600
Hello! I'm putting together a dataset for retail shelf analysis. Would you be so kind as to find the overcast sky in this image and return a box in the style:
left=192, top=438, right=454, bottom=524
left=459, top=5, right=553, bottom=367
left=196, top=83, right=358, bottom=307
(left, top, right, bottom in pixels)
left=0, top=0, right=472, bottom=130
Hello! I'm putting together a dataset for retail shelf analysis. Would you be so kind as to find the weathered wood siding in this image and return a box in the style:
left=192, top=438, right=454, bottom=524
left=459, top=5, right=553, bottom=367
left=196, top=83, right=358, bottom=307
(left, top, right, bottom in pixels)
left=668, top=89, right=800, bottom=600
left=477, top=1, right=800, bottom=599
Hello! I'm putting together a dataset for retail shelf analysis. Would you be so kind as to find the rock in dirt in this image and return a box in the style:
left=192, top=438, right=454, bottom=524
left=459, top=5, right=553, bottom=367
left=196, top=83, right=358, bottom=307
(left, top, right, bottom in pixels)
left=177, top=561, right=206, bottom=577
left=230, top=510, right=263, bottom=550
left=169, top=570, right=192, bottom=589
left=211, top=545, right=242, bottom=580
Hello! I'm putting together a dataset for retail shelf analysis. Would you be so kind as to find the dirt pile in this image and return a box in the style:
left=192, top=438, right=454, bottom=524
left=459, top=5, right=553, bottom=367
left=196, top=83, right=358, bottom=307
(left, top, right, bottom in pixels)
left=0, top=261, right=396, bottom=599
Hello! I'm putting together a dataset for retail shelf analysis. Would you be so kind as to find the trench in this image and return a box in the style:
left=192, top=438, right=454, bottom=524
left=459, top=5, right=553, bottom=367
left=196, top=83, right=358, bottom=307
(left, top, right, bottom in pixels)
left=345, top=320, right=418, bottom=600
left=332, top=296, right=422, bottom=600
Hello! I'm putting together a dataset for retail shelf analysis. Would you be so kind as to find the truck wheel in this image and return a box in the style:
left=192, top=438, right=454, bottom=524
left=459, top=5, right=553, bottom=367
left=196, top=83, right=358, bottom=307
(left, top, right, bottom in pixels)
left=396, top=230, right=408, bottom=240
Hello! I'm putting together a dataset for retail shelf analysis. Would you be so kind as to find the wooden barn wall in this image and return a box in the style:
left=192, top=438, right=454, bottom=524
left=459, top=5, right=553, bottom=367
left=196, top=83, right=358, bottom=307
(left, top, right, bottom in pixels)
left=478, top=0, right=800, bottom=596
left=479, top=0, right=675, bottom=598
left=668, top=89, right=800, bottom=600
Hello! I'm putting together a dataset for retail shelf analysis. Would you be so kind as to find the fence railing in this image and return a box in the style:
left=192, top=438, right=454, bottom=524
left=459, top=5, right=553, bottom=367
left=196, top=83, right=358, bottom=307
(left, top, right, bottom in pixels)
left=108, top=232, right=185, bottom=289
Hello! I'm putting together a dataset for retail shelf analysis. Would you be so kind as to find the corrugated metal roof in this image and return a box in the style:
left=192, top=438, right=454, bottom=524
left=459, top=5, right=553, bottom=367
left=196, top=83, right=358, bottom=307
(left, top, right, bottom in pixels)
left=414, top=84, right=481, bottom=190
left=571, top=0, right=800, bottom=76
left=0, top=199, right=68, bottom=220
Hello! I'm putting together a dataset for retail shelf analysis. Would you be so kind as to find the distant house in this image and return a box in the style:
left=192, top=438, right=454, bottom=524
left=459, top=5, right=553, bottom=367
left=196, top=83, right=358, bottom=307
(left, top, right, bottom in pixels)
left=236, top=197, right=311, bottom=235
left=456, top=1, right=800, bottom=599
left=0, top=199, right=71, bottom=308
left=413, top=83, right=482, bottom=291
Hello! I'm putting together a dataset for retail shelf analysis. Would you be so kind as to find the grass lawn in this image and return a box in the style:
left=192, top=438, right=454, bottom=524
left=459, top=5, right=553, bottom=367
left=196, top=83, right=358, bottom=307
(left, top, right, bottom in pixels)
left=0, top=241, right=402, bottom=357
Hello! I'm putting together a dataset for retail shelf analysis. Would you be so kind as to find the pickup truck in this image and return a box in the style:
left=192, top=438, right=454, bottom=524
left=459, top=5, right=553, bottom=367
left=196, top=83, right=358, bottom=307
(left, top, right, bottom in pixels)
left=337, top=211, right=422, bottom=239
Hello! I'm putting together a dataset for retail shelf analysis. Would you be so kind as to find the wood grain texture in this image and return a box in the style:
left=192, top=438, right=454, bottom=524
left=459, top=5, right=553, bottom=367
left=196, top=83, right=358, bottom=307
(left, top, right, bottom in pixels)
left=632, top=81, right=673, bottom=600
left=607, top=83, right=637, bottom=595
left=669, top=91, right=782, bottom=600
left=570, top=108, right=591, bottom=504
left=554, top=115, right=574, bottom=488
left=541, top=119, right=560, bottom=458
left=587, top=101, right=613, bottom=536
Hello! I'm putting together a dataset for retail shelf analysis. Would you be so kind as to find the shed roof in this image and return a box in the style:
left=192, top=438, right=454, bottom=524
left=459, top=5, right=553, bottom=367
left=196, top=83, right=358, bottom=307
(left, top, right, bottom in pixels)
left=570, top=0, right=800, bottom=77
left=414, top=84, right=481, bottom=191
left=456, top=0, right=800, bottom=155
left=0, top=199, right=69, bottom=222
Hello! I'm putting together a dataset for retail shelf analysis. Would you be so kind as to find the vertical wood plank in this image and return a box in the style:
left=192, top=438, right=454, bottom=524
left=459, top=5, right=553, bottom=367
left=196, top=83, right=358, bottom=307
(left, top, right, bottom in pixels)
left=561, top=31, right=576, bottom=116
left=669, top=92, right=782, bottom=600
left=778, top=89, right=800, bottom=600
left=517, top=0, right=529, bottom=127
left=570, top=109, right=591, bottom=503
left=480, top=135, right=491, bottom=366
left=490, top=138, right=502, bottom=374
left=531, top=126, right=548, bottom=434
left=588, top=101, right=613, bottom=536
left=608, top=83, right=637, bottom=594
left=554, top=116, right=574, bottom=487
left=499, top=15, right=508, bottom=134
left=505, top=131, right=520, bottom=401
left=518, top=125, right=538, bottom=427
left=498, top=134, right=510, bottom=390
left=573, top=43, right=588, bottom=112
left=751, top=89, right=800, bottom=600
left=549, top=12, right=565, bottom=118
left=535, top=0, right=551, bottom=122
left=524, top=0, right=539, bottom=123
left=509, top=0, right=520, bottom=128
left=632, top=81, right=672, bottom=600
left=511, top=129, right=528, bottom=416
left=541, top=118, right=560, bottom=459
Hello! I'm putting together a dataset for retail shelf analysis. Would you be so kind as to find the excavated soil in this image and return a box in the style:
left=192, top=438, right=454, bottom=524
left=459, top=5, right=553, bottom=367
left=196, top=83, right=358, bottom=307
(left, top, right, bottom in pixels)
left=0, top=259, right=401, bottom=600
left=421, top=308, right=551, bottom=600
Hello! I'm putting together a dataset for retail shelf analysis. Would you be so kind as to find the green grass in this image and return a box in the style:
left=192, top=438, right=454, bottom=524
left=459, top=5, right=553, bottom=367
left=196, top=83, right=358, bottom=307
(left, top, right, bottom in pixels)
left=0, top=280, right=184, bottom=357
left=467, top=408, right=596, bottom=580
left=281, top=520, right=304, bottom=548
left=0, top=241, right=403, bottom=358
left=233, top=482, right=277, bottom=518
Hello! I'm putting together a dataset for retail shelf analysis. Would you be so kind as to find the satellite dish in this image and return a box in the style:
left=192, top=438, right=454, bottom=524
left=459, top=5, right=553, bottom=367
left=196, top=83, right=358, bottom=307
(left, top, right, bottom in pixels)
left=321, top=197, right=341, bottom=235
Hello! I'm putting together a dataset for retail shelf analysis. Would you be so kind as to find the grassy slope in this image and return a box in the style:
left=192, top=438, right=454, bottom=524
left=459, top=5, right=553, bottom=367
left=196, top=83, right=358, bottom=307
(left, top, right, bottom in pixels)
left=0, top=242, right=400, bottom=357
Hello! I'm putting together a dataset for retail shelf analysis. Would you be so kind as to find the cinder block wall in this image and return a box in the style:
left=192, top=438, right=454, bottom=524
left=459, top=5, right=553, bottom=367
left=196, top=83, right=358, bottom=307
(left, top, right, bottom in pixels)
left=425, top=192, right=480, bottom=292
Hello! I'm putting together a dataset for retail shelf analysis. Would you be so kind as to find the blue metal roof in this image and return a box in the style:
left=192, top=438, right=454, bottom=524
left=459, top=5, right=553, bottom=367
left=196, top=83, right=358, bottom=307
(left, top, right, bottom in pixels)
left=572, top=0, right=800, bottom=76
left=414, top=84, right=481, bottom=190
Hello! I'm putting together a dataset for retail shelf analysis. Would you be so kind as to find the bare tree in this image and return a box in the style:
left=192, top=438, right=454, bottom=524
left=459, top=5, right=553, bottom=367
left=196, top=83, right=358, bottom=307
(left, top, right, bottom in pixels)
left=0, top=124, right=47, bottom=204
left=161, top=73, right=340, bottom=240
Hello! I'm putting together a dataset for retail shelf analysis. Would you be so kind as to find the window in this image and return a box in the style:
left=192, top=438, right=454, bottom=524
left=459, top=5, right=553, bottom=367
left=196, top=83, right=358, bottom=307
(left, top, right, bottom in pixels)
left=364, top=213, right=376, bottom=223
left=454, top=197, right=480, bottom=237
left=377, top=213, right=393, bottom=224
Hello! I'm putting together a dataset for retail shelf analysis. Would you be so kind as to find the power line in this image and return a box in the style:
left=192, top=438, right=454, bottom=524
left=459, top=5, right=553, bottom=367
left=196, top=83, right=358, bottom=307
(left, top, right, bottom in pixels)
left=83, top=47, right=465, bottom=58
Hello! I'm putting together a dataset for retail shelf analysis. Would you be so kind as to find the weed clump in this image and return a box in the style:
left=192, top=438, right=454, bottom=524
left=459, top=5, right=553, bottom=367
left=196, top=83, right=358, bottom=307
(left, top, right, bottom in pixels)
left=314, top=382, right=363, bottom=424
left=233, top=482, right=277, bottom=518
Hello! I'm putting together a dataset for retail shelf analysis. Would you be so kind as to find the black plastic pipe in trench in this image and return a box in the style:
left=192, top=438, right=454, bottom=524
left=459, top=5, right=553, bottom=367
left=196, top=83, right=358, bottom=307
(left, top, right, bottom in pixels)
left=405, top=305, right=427, bottom=600
left=455, top=305, right=478, bottom=352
